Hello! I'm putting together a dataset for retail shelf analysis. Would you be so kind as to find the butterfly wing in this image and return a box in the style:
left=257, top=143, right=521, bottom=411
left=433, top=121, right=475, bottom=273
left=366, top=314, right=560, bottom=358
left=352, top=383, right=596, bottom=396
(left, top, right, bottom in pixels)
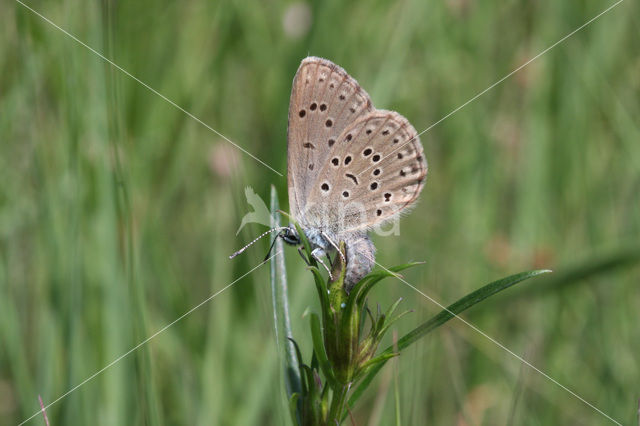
left=304, top=110, right=427, bottom=233
left=287, top=57, right=374, bottom=223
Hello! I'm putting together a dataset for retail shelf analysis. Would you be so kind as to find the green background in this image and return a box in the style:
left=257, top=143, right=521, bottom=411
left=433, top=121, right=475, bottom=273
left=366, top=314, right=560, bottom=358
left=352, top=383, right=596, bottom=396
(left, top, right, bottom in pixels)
left=1, top=0, right=639, bottom=424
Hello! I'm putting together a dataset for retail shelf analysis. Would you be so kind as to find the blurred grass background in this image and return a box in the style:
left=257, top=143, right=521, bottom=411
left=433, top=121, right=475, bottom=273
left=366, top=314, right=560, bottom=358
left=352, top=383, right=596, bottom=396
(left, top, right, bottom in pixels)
left=1, top=0, right=639, bottom=424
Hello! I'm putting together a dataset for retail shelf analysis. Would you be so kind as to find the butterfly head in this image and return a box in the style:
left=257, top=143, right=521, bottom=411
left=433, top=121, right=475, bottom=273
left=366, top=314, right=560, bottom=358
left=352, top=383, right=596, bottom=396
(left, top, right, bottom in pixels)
left=281, top=224, right=301, bottom=246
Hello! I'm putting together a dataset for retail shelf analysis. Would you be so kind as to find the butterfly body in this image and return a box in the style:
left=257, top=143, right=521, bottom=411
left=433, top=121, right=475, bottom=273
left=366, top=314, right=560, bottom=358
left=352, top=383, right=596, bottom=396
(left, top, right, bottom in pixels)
left=280, top=225, right=376, bottom=287
left=285, top=57, right=427, bottom=289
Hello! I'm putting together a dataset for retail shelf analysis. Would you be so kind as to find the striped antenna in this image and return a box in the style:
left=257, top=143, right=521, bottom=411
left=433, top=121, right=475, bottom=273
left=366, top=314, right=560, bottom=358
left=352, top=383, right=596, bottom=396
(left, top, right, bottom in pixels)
left=229, top=227, right=288, bottom=259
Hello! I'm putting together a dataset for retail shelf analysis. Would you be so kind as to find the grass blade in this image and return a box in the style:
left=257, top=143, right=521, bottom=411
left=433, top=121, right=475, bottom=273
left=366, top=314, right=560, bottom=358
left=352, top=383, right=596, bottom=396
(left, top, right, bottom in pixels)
left=503, top=244, right=640, bottom=298
left=347, top=269, right=551, bottom=411
left=310, top=313, right=337, bottom=388
left=269, top=186, right=301, bottom=414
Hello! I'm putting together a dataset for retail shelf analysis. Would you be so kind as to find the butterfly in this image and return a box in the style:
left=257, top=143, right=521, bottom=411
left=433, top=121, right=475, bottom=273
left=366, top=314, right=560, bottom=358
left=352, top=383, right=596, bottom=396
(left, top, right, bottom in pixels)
left=279, top=57, right=427, bottom=288
left=231, top=57, right=426, bottom=289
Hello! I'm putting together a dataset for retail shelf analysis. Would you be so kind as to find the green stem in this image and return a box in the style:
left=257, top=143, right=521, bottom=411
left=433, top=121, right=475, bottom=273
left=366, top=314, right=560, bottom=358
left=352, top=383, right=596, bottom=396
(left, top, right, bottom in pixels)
left=327, top=384, right=350, bottom=424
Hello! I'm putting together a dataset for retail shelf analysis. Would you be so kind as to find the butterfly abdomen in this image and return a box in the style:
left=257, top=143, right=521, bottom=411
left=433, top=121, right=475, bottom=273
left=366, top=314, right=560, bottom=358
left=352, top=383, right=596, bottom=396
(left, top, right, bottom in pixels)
left=344, top=234, right=376, bottom=289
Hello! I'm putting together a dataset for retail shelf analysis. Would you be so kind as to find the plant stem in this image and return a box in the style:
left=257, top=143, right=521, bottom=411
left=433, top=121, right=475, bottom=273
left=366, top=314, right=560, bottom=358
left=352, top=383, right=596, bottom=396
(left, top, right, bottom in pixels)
left=328, top=384, right=350, bottom=424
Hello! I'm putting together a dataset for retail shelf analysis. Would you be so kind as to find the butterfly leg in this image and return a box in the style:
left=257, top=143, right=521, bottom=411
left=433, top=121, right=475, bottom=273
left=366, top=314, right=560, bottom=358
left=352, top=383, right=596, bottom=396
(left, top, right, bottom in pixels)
left=297, top=246, right=332, bottom=280
left=320, top=231, right=346, bottom=264
left=297, top=246, right=311, bottom=266
left=311, top=247, right=334, bottom=281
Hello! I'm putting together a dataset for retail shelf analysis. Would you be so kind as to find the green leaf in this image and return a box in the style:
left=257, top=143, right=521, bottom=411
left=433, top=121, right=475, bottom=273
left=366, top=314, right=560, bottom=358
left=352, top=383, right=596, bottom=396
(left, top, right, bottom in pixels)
left=384, top=297, right=403, bottom=322
left=294, top=222, right=314, bottom=264
left=320, top=382, right=330, bottom=419
left=359, top=352, right=398, bottom=372
left=346, top=269, right=551, bottom=413
left=394, top=270, right=551, bottom=353
left=287, top=338, right=308, bottom=395
left=340, top=263, right=422, bottom=341
left=377, top=309, right=412, bottom=340
left=309, top=266, right=330, bottom=325
left=340, top=274, right=377, bottom=336
left=269, top=186, right=302, bottom=418
left=358, top=301, right=368, bottom=336
left=356, top=262, right=424, bottom=306
left=364, top=305, right=375, bottom=334
left=288, top=393, right=300, bottom=425
left=374, top=313, right=386, bottom=336
left=301, top=364, right=316, bottom=396
left=310, top=313, right=337, bottom=389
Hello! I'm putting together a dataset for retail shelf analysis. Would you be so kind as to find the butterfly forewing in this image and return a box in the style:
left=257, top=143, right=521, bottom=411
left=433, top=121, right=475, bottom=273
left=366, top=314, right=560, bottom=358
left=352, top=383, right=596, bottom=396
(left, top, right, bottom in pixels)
left=287, top=57, right=374, bottom=222
left=305, top=110, right=427, bottom=232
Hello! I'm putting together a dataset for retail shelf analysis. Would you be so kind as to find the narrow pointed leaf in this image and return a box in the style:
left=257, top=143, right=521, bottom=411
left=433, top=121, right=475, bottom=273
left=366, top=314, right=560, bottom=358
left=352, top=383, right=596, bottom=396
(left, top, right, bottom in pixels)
left=269, top=186, right=302, bottom=406
left=384, top=298, right=403, bottom=322
left=346, top=269, right=551, bottom=414
left=377, top=310, right=412, bottom=340
left=309, top=266, right=329, bottom=316
left=294, top=222, right=314, bottom=264
left=287, top=338, right=308, bottom=395
left=301, top=364, right=317, bottom=397
left=364, top=305, right=375, bottom=334
left=374, top=313, right=386, bottom=336
left=288, top=393, right=300, bottom=425
left=394, top=270, right=551, bottom=353
left=356, top=262, right=424, bottom=305
left=321, top=383, right=330, bottom=418
left=504, top=244, right=640, bottom=298
left=359, top=352, right=398, bottom=373
left=310, top=313, right=337, bottom=388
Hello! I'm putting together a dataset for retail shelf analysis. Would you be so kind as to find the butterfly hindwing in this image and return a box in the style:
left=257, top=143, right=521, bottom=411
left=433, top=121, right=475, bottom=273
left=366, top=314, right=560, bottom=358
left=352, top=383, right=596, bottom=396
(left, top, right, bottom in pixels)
left=305, top=110, right=427, bottom=232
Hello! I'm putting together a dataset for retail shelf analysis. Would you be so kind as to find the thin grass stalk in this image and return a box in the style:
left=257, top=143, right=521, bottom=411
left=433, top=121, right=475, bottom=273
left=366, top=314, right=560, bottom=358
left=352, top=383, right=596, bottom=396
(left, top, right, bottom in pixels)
left=269, top=185, right=302, bottom=421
